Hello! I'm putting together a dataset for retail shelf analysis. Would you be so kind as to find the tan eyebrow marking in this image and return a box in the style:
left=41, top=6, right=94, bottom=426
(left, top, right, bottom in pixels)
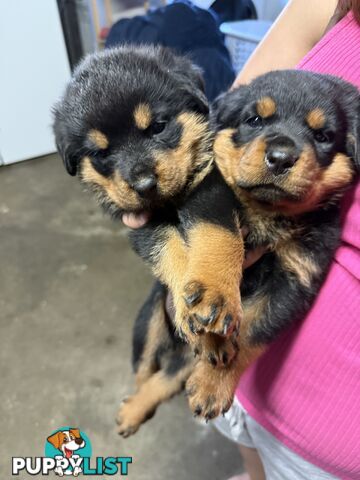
left=134, top=103, right=152, bottom=130
left=87, top=129, right=109, bottom=150
left=306, top=109, right=326, bottom=129
left=256, top=97, right=276, bottom=118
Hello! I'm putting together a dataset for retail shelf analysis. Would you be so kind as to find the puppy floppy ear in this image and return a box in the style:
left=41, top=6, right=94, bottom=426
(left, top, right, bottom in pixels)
left=211, top=85, right=249, bottom=130
left=53, top=107, right=80, bottom=176
left=173, top=62, right=209, bottom=115
left=47, top=431, right=63, bottom=450
left=54, top=131, right=79, bottom=177
left=182, top=84, right=209, bottom=115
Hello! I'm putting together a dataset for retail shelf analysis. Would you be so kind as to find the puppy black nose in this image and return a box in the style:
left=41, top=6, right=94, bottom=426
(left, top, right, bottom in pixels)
left=265, top=149, right=298, bottom=176
left=75, top=438, right=83, bottom=445
left=132, top=175, right=157, bottom=194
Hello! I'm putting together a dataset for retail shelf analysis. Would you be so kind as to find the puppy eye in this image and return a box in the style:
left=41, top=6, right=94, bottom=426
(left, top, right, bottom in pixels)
left=149, top=121, right=167, bottom=135
left=314, top=130, right=333, bottom=143
left=90, top=149, right=106, bottom=159
left=245, top=116, right=263, bottom=128
left=63, top=438, right=68, bottom=443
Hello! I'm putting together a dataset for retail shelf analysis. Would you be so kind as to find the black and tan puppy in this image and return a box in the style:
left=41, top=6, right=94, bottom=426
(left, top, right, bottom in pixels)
left=53, top=45, right=242, bottom=436
left=184, top=70, right=359, bottom=418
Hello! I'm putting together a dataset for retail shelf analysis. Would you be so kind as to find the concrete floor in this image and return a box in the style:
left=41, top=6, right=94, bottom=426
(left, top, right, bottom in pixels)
left=0, top=154, right=243, bottom=479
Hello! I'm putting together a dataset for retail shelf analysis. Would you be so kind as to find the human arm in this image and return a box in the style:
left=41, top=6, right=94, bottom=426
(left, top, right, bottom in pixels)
left=233, top=0, right=338, bottom=87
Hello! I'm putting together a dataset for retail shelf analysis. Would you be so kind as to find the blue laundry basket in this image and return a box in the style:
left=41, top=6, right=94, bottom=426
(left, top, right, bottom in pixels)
left=220, top=20, right=272, bottom=72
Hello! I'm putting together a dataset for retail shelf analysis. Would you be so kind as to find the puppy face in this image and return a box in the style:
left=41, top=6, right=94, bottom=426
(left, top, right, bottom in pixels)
left=213, top=70, right=359, bottom=214
left=53, top=46, right=212, bottom=217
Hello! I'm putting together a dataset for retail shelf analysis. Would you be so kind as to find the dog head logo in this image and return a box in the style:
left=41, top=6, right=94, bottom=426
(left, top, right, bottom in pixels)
left=47, top=428, right=86, bottom=459
left=45, top=427, right=90, bottom=476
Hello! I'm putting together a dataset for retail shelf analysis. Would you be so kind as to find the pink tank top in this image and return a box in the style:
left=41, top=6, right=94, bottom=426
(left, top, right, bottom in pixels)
left=236, top=11, right=360, bottom=479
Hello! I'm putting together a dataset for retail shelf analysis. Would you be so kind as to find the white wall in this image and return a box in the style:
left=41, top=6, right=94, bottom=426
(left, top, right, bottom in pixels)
left=0, top=0, right=71, bottom=165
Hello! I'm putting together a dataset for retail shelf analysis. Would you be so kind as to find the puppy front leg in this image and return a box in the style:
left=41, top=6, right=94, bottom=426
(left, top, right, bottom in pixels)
left=148, top=227, right=200, bottom=341
left=179, top=222, right=244, bottom=343
left=185, top=298, right=267, bottom=419
left=186, top=340, right=265, bottom=420
left=169, top=220, right=245, bottom=368
left=146, top=223, right=244, bottom=354
left=130, top=224, right=196, bottom=337
left=175, top=170, right=245, bottom=358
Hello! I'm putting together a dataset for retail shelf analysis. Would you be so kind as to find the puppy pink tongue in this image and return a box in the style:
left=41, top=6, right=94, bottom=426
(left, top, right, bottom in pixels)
left=122, top=211, right=150, bottom=228
left=65, top=448, right=72, bottom=459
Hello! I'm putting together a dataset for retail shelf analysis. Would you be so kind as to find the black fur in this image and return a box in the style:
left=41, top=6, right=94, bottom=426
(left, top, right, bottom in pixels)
left=132, top=281, right=190, bottom=375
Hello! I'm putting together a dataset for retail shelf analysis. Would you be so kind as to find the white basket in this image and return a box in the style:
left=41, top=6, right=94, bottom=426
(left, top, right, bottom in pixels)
left=220, top=20, right=272, bottom=73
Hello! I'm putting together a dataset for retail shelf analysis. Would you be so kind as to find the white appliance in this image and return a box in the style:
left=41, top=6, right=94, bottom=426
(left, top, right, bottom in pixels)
left=0, top=0, right=71, bottom=165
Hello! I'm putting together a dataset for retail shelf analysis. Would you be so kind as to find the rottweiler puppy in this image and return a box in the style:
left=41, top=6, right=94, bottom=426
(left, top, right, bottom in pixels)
left=184, top=70, right=359, bottom=418
left=53, top=45, right=241, bottom=436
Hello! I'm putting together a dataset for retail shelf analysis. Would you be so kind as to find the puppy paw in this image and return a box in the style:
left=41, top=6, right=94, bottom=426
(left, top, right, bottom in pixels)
left=174, top=299, right=205, bottom=346
left=185, top=361, right=235, bottom=421
left=198, top=333, right=239, bottom=368
left=183, top=280, right=242, bottom=337
left=116, top=396, right=155, bottom=438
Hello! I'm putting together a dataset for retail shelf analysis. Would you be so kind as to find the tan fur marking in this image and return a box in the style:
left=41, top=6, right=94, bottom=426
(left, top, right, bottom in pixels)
left=278, top=152, right=354, bottom=214
left=134, top=103, right=152, bottom=130
left=176, top=222, right=244, bottom=339
left=214, top=129, right=268, bottom=194
left=155, top=112, right=213, bottom=198
left=319, top=152, right=354, bottom=193
left=215, top=129, right=354, bottom=215
left=88, top=129, right=109, bottom=149
left=256, top=96, right=276, bottom=118
left=277, top=244, right=319, bottom=288
left=185, top=222, right=244, bottom=293
left=151, top=228, right=189, bottom=333
left=306, top=108, right=326, bottom=130
left=80, top=157, right=141, bottom=210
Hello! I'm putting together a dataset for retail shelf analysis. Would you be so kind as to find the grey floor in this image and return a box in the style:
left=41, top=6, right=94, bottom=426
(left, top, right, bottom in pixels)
left=0, top=154, right=243, bottom=479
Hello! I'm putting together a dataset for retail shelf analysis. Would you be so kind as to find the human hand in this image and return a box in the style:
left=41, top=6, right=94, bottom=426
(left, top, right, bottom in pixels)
left=122, top=211, right=150, bottom=228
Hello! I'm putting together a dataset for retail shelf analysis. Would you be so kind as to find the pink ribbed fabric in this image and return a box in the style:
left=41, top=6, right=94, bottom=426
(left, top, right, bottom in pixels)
left=236, top=11, right=360, bottom=480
